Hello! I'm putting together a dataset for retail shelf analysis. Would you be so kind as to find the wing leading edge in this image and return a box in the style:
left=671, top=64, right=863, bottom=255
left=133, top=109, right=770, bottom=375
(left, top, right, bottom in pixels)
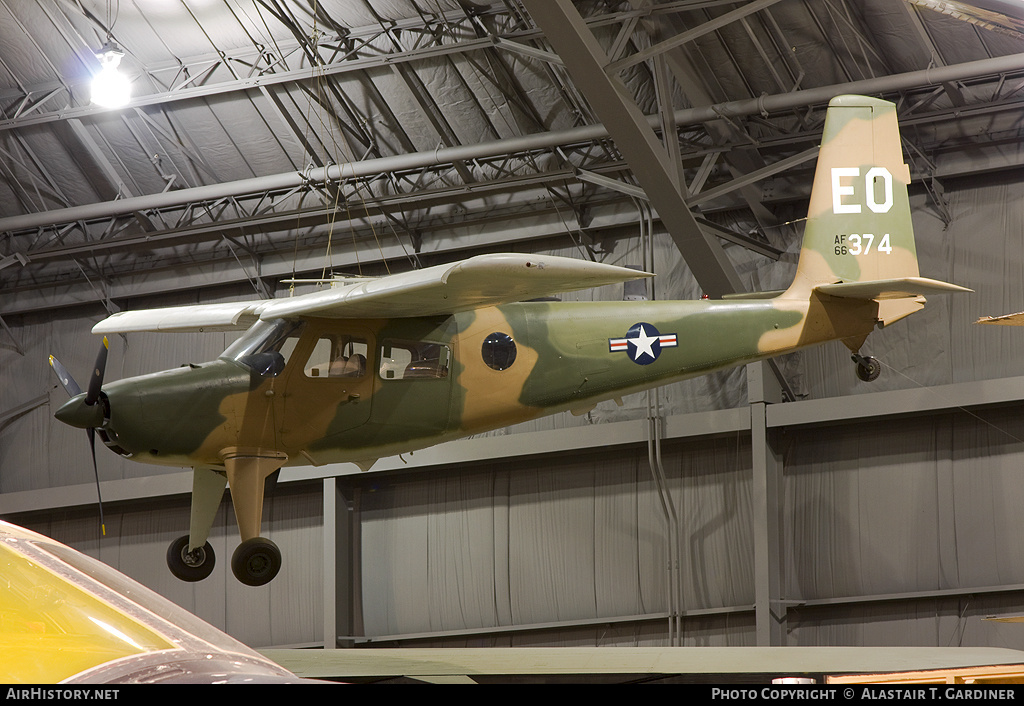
left=93, top=253, right=652, bottom=334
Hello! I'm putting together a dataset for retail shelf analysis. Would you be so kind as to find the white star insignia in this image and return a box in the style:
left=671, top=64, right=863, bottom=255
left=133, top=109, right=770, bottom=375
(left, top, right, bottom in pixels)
left=631, top=325, right=658, bottom=361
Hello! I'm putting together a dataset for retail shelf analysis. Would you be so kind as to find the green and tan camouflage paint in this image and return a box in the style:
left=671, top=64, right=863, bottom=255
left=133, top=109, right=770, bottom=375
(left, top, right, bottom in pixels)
left=789, top=94, right=918, bottom=295
left=86, top=290, right=879, bottom=469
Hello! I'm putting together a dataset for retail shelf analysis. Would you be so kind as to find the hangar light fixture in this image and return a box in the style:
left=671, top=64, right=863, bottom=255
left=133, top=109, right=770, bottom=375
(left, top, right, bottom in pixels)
left=91, top=42, right=131, bottom=109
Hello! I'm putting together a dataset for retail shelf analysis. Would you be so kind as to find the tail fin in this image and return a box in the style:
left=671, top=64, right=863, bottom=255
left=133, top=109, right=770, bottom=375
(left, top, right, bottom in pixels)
left=784, top=95, right=969, bottom=317
left=788, top=94, right=916, bottom=294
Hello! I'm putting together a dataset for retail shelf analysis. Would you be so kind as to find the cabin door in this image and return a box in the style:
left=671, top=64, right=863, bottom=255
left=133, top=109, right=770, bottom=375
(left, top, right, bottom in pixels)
left=275, top=323, right=375, bottom=456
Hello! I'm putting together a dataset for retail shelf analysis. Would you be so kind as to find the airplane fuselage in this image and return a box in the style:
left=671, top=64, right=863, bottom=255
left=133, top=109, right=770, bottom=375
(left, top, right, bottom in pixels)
left=84, top=295, right=878, bottom=470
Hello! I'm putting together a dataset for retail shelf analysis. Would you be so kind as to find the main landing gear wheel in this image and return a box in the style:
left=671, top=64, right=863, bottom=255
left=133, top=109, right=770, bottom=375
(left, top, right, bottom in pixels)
left=231, top=537, right=282, bottom=586
left=167, top=535, right=216, bottom=582
left=852, top=354, right=881, bottom=383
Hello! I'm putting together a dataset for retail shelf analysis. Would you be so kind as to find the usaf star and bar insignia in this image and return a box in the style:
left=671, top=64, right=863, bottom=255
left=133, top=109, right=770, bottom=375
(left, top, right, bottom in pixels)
left=608, top=322, right=678, bottom=365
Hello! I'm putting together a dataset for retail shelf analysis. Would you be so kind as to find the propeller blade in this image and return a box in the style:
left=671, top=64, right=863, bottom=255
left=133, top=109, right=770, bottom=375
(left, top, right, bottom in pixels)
left=88, top=428, right=107, bottom=537
left=51, top=338, right=110, bottom=537
left=49, top=355, right=82, bottom=397
left=85, top=337, right=109, bottom=407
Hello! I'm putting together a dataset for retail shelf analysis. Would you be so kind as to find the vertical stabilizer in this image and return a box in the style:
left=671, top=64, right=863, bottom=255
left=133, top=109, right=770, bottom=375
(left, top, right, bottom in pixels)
left=785, top=95, right=919, bottom=297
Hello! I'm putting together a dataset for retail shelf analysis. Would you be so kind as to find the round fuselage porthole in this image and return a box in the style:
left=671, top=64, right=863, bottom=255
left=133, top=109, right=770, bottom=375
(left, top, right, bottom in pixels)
left=481, top=332, right=517, bottom=371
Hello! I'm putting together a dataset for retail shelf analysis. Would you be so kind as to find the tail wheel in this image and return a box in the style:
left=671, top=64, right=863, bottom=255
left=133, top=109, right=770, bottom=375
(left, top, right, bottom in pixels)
left=231, top=537, right=282, bottom=586
left=854, top=355, right=881, bottom=383
left=167, top=535, right=216, bottom=582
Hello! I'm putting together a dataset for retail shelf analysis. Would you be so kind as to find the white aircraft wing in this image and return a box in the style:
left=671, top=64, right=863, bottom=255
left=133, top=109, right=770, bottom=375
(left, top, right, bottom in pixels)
left=261, top=253, right=649, bottom=319
left=93, top=301, right=264, bottom=334
left=93, top=254, right=651, bottom=334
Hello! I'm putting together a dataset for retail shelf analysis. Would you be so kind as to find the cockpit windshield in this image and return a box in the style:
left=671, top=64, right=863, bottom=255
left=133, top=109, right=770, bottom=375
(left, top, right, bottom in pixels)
left=220, top=319, right=304, bottom=377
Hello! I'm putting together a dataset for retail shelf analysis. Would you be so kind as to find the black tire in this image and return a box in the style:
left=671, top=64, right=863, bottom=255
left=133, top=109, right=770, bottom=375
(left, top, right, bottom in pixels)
left=231, top=537, right=282, bottom=586
left=167, top=535, right=216, bottom=582
left=855, top=356, right=881, bottom=382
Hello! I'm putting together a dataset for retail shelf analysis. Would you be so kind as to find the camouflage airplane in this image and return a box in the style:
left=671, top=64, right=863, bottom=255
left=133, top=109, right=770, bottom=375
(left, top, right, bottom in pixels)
left=51, top=94, right=970, bottom=586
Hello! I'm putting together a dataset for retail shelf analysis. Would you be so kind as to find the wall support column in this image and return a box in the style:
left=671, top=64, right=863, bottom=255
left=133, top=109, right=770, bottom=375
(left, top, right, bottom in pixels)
left=323, top=477, right=358, bottom=648
left=748, top=361, right=785, bottom=645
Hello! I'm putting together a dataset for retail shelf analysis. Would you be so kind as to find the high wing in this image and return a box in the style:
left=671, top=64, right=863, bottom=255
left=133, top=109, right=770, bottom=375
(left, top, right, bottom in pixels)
left=94, top=301, right=264, bottom=334
left=93, top=253, right=652, bottom=334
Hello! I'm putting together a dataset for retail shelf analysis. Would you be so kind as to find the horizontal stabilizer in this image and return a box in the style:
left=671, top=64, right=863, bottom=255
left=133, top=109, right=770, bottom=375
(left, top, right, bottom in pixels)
left=977, top=311, right=1024, bottom=326
left=814, top=277, right=972, bottom=300
left=721, top=289, right=786, bottom=301
left=93, top=254, right=651, bottom=334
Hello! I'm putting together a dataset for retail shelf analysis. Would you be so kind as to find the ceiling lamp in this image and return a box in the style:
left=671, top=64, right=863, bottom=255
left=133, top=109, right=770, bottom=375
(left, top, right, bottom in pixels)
left=91, top=41, right=130, bottom=109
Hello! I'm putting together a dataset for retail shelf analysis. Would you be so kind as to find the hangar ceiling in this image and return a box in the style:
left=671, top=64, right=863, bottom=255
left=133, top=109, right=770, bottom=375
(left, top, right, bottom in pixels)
left=2, top=0, right=1024, bottom=321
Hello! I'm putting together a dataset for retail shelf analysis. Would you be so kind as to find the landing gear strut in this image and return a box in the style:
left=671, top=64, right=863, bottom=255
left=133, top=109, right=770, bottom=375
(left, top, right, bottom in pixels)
left=167, top=535, right=216, bottom=582
left=852, top=354, right=881, bottom=383
left=231, top=537, right=282, bottom=586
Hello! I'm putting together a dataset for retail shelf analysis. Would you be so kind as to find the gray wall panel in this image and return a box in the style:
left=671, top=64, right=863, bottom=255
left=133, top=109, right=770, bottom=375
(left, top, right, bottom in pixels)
left=785, top=410, right=1024, bottom=605
left=356, top=439, right=755, bottom=643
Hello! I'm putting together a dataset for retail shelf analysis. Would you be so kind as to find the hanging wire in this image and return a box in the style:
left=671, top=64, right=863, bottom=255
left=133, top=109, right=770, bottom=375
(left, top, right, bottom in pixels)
left=104, top=0, right=119, bottom=37
left=306, top=4, right=339, bottom=281
left=295, top=1, right=433, bottom=278
left=882, top=361, right=1024, bottom=445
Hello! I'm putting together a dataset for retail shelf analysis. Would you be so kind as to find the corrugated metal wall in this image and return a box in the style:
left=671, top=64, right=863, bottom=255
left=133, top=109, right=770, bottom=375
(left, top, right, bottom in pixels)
left=357, top=436, right=754, bottom=644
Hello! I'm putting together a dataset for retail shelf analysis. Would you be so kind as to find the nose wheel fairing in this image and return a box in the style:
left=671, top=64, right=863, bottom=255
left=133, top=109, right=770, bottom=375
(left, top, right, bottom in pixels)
left=169, top=450, right=287, bottom=586
left=220, top=448, right=287, bottom=542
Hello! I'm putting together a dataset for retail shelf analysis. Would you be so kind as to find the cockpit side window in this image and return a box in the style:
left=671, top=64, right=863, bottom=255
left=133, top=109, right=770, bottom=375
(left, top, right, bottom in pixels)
left=304, top=335, right=368, bottom=378
left=379, top=340, right=450, bottom=380
left=221, top=319, right=305, bottom=377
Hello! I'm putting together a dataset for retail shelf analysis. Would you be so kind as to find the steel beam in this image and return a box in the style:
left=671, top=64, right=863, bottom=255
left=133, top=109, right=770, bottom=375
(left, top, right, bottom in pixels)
left=688, top=147, right=819, bottom=207
left=7, top=51, right=1023, bottom=242
left=0, top=394, right=47, bottom=425
left=511, top=0, right=744, bottom=296
left=66, top=119, right=135, bottom=199
left=607, top=0, right=783, bottom=74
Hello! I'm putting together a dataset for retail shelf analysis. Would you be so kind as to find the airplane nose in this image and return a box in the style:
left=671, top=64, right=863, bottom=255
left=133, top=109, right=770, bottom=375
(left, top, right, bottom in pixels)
left=54, top=393, right=105, bottom=429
